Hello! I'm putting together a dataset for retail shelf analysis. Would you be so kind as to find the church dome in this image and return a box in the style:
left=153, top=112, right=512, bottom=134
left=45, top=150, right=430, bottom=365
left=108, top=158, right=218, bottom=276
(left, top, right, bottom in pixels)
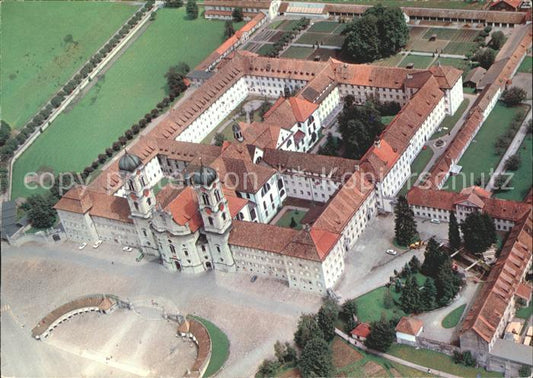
left=190, top=165, right=217, bottom=187
left=119, top=152, right=142, bottom=172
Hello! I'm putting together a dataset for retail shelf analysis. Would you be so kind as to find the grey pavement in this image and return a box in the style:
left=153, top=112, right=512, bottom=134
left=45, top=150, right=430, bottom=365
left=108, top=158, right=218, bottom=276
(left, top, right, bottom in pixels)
left=485, top=101, right=532, bottom=191
left=407, top=50, right=466, bottom=59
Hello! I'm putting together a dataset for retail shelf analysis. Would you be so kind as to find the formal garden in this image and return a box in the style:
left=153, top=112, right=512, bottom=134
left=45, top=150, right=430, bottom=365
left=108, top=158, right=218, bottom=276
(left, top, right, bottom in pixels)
left=190, top=315, right=230, bottom=377
left=11, top=7, right=242, bottom=199
left=1, top=1, right=138, bottom=130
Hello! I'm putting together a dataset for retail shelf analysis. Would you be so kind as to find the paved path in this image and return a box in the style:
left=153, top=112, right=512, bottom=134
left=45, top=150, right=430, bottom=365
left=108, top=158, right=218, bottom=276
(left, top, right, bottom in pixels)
left=407, top=50, right=467, bottom=59
left=485, top=101, right=532, bottom=191
left=335, top=328, right=462, bottom=378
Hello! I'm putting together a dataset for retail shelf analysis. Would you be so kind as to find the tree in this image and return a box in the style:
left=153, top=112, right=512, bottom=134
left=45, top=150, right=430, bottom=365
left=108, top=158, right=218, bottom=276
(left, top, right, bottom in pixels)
left=317, top=298, right=339, bottom=342
left=318, top=133, right=339, bottom=157
left=294, top=314, right=323, bottom=349
left=504, top=154, right=521, bottom=171
left=475, top=48, right=496, bottom=70
left=338, top=101, right=383, bottom=159
left=448, top=211, right=461, bottom=252
left=164, top=0, right=183, bottom=7
left=165, top=65, right=187, bottom=96
left=394, top=195, right=418, bottom=246
left=299, top=337, right=333, bottom=378
left=489, top=31, right=506, bottom=50
left=289, top=216, right=297, bottom=228
left=461, top=212, right=496, bottom=255
left=420, top=277, right=437, bottom=312
left=383, top=287, right=394, bottom=309
left=408, top=256, right=421, bottom=273
left=400, top=275, right=421, bottom=314
left=494, top=174, right=512, bottom=192
left=341, top=5, right=408, bottom=63
left=224, top=20, right=235, bottom=39
left=502, top=87, right=527, bottom=107
left=258, top=100, right=271, bottom=120
left=25, top=194, right=57, bottom=229
left=0, top=120, right=11, bottom=147
left=257, top=359, right=280, bottom=377
left=214, top=132, right=226, bottom=146
left=435, top=259, right=462, bottom=306
left=421, top=237, right=447, bottom=278
left=365, top=319, right=395, bottom=352
left=232, top=7, right=243, bottom=22
left=186, top=0, right=198, bottom=19
left=519, top=365, right=532, bottom=377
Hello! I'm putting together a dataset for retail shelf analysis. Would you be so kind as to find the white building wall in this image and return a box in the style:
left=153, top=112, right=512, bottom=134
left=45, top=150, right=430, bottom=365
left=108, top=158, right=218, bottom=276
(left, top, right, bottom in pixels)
left=57, top=210, right=99, bottom=243
left=92, top=216, right=139, bottom=246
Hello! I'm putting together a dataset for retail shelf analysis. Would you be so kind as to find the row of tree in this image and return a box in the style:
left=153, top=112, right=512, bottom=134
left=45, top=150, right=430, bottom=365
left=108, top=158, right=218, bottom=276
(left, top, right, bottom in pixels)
left=0, top=1, right=155, bottom=166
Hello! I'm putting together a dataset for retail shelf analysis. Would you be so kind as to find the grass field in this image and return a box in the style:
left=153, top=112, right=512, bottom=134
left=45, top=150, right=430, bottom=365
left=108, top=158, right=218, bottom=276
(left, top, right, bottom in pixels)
left=276, top=209, right=308, bottom=230
left=495, top=135, right=532, bottom=201
left=399, top=54, right=435, bottom=69
left=424, top=28, right=459, bottom=40
left=516, top=302, right=533, bottom=319
left=280, top=46, right=314, bottom=59
left=433, top=57, right=470, bottom=72
left=443, top=41, right=478, bottom=55
left=441, top=304, right=466, bottom=328
left=190, top=316, right=230, bottom=377
left=308, top=21, right=339, bottom=33
left=296, top=32, right=328, bottom=45
left=12, top=8, right=238, bottom=199
left=374, top=54, right=406, bottom=67
left=1, top=1, right=138, bottom=129
left=445, top=103, right=528, bottom=192
left=518, top=56, right=532, bottom=74
left=388, top=344, right=503, bottom=377
left=354, top=286, right=406, bottom=323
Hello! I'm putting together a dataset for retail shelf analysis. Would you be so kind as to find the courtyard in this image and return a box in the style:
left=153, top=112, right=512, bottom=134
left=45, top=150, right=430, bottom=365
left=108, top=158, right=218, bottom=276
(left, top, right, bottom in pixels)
left=11, top=8, right=242, bottom=199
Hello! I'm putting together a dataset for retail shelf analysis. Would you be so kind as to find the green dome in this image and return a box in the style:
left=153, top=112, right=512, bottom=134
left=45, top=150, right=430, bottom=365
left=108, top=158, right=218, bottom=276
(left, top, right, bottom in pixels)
left=119, top=152, right=142, bottom=172
left=190, top=165, right=217, bottom=187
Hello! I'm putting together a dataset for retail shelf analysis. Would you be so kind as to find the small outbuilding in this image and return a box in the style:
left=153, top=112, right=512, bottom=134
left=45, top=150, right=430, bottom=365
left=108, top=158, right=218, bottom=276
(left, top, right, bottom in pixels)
left=350, top=322, right=371, bottom=341
left=395, top=317, right=423, bottom=346
left=463, top=66, right=487, bottom=89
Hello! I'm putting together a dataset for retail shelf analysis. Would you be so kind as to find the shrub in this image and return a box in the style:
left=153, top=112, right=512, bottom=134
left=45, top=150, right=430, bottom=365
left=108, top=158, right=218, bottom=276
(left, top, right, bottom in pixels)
left=112, top=141, right=121, bottom=151
left=504, top=154, right=521, bottom=171
left=132, top=124, right=140, bottom=134
left=91, top=160, right=99, bottom=169
left=105, top=147, right=114, bottom=157
left=502, top=87, right=527, bottom=107
left=118, top=136, right=127, bottom=146
left=125, top=130, right=134, bottom=140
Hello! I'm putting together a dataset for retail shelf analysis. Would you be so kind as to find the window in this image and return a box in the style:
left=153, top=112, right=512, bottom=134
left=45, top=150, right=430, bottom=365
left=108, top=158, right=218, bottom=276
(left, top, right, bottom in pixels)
left=170, top=244, right=176, bottom=254
left=134, top=202, right=139, bottom=211
left=147, top=198, right=151, bottom=206
left=214, top=190, right=221, bottom=202
left=278, top=178, right=284, bottom=189
left=208, top=217, right=214, bottom=226
left=222, top=212, right=227, bottom=221
left=202, top=193, right=210, bottom=206
left=128, top=180, right=134, bottom=191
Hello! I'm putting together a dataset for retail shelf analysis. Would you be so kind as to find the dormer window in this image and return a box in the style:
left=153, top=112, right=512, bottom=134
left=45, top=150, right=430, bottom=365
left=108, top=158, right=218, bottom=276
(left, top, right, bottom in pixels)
left=214, top=189, right=221, bottom=202
left=202, top=193, right=210, bottom=206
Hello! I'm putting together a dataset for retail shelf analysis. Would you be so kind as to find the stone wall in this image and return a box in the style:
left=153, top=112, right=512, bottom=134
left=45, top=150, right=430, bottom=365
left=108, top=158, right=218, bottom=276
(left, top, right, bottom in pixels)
left=416, top=336, right=461, bottom=357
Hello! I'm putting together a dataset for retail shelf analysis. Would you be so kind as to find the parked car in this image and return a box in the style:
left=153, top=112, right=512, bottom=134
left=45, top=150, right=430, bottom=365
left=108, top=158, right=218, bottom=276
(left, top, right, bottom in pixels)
left=136, top=253, right=144, bottom=262
left=93, top=240, right=103, bottom=249
left=78, top=242, right=87, bottom=250
left=250, top=275, right=258, bottom=283
left=122, top=246, right=133, bottom=252
left=430, top=219, right=441, bottom=224
left=386, top=249, right=397, bottom=255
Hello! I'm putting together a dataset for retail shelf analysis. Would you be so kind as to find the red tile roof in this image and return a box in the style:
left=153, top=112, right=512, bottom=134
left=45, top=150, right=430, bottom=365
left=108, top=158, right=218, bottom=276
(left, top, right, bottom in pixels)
left=351, top=323, right=371, bottom=338
left=461, top=210, right=532, bottom=343
left=396, top=317, right=424, bottom=336
left=164, top=187, right=203, bottom=232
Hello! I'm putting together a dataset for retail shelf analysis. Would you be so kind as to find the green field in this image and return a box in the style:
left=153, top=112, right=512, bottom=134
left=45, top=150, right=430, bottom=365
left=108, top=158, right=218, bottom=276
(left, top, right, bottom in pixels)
left=399, top=54, right=435, bottom=69
left=443, top=41, right=478, bottom=55
left=190, top=316, right=230, bottom=377
left=516, top=302, right=533, bottom=319
left=354, top=286, right=406, bottom=323
left=494, top=135, right=532, bottom=201
left=388, top=344, right=503, bottom=377
left=433, top=57, right=471, bottom=72
left=276, top=209, right=308, bottom=230
left=1, top=1, right=138, bottom=129
left=399, top=147, right=434, bottom=196
left=308, top=21, right=340, bottom=33
left=12, top=8, right=238, bottom=199
left=280, top=46, right=314, bottom=59
left=441, top=304, right=466, bottom=328
left=424, top=28, right=459, bottom=40
left=373, top=54, right=406, bottom=67
left=445, top=103, right=529, bottom=192
left=518, top=56, right=532, bottom=74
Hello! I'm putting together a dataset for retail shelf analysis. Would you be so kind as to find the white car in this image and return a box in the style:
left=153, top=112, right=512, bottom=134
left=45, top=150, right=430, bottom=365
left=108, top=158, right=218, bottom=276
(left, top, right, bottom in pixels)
left=122, top=246, right=133, bottom=252
left=430, top=219, right=441, bottom=224
left=78, top=242, right=87, bottom=250
left=386, top=249, right=397, bottom=256
left=93, top=240, right=103, bottom=249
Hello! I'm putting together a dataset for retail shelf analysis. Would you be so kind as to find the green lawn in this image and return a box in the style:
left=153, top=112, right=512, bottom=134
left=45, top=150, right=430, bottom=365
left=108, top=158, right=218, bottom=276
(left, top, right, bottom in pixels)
left=12, top=8, right=238, bottom=199
left=268, top=20, right=284, bottom=30
left=399, top=147, right=434, bottom=196
left=308, top=21, right=340, bottom=33
left=516, top=302, right=533, bottom=319
left=399, top=54, right=435, bottom=69
left=388, top=344, right=503, bottom=377
left=445, top=103, right=529, bottom=192
left=423, top=28, right=459, bottom=40
left=443, top=41, right=478, bottom=56
left=518, top=56, right=532, bottom=74
left=190, top=316, right=230, bottom=377
left=433, top=57, right=471, bottom=72
left=494, top=135, right=532, bottom=201
left=381, top=115, right=396, bottom=125
left=276, top=209, right=308, bottom=230
left=280, top=46, right=314, bottom=59
left=296, top=32, right=328, bottom=45
left=430, top=98, right=470, bottom=140
left=257, top=43, right=275, bottom=56
left=441, top=304, right=466, bottom=328
left=1, top=1, right=138, bottom=129
left=355, top=286, right=406, bottom=323
left=373, top=54, right=406, bottom=67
